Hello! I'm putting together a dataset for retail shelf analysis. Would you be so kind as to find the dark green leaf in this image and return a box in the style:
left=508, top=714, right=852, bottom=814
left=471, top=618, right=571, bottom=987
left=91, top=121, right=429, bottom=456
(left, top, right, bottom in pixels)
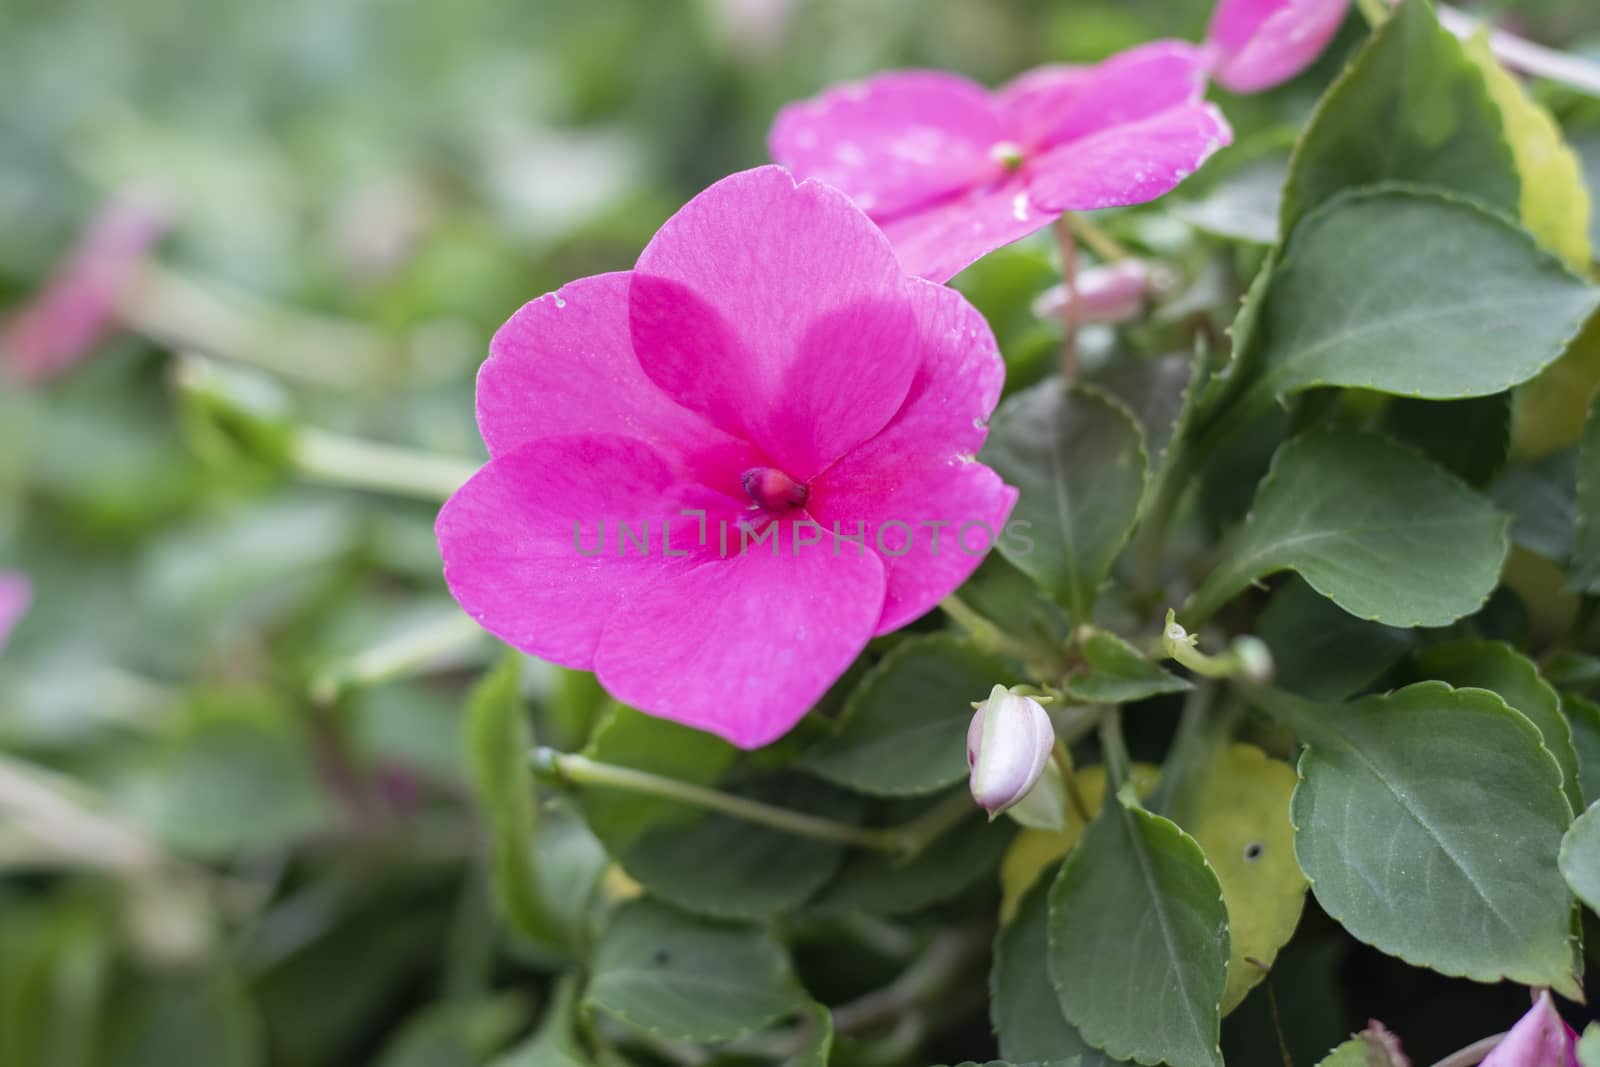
left=1567, top=387, right=1600, bottom=591
left=1413, top=640, right=1582, bottom=815
left=1565, top=692, right=1600, bottom=807
left=800, top=636, right=1014, bottom=796
left=993, top=878, right=1121, bottom=1066
left=1049, top=788, right=1228, bottom=1067
left=1281, top=0, right=1519, bottom=230
left=1186, top=429, right=1509, bottom=627
left=1561, top=801, right=1600, bottom=917
left=1266, top=682, right=1578, bottom=994
left=984, top=381, right=1148, bottom=623
left=1258, top=577, right=1414, bottom=701
left=585, top=899, right=808, bottom=1044
left=1490, top=451, right=1578, bottom=563
left=1382, top=393, right=1510, bottom=488
left=812, top=803, right=1013, bottom=917
left=1063, top=630, right=1191, bottom=704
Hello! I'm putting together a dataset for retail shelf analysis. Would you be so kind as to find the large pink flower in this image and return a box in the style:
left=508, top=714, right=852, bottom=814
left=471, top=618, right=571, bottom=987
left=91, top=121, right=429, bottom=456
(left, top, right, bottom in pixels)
left=0, top=572, right=31, bottom=652
left=436, top=167, right=1016, bottom=749
left=1, top=190, right=171, bottom=383
left=1204, top=0, right=1350, bottom=93
left=768, top=42, right=1231, bottom=282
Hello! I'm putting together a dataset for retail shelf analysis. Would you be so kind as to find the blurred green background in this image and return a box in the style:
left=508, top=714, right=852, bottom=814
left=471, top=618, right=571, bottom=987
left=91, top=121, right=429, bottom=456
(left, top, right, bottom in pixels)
left=2, top=1, right=1599, bottom=1065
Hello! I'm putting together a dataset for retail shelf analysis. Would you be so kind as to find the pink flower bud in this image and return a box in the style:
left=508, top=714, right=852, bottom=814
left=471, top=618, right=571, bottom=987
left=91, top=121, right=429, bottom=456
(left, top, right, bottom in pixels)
left=1031, top=259, right=1157, bottom=326
left=1480, top=990, right=1579, bottom=1067
left=2, top=188, right=172, bottom=384
left=967, top=685, right=1056, bottom=818
left=0, top=571, right=32, bottom=652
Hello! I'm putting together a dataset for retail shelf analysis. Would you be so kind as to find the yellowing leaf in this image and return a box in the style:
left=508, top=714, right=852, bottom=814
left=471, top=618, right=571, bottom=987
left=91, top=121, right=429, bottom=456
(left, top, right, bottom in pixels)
left=1466, top=33, right=1592, bottom=271
left=998, top=763, right=1159, bottom=922
left=1188, top=744, right=1308, bottom=1015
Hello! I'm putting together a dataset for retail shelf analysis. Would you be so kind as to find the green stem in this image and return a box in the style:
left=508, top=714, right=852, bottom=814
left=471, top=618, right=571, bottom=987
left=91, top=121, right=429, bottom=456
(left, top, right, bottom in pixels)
left=1098, top=709, right=1131, bottom=790
left=939, top=594, right=1050, bottom=666
left=310, top=607, right=487, bottom=703
left=1354, top=0, right=1388, bottom=27
left=893, top=788, right=977, bottom=856
left=290, top=427, right=477, bottom=502
left=1065, top=213, right=1134, bottom=263
left=1150, top=683, right=1241, bottom=822
left=536, top=751, right=904, bottom=853
left=1426, top=1033, right=1507, bottom=1067
left=1054, top=216, right=1080, bottom=381
left=1163, top=610, right=1274, bottom=683
left=1053, top=741, right=1093, bottom=824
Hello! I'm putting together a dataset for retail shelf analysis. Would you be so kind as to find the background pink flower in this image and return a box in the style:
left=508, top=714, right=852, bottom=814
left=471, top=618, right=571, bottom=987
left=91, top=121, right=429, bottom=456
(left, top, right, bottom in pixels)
left=2, top=189, right=172, bottom=384
left=0, top=572, right=31, bottom=652
left=768, top=42, right=1231, bottom=282
left=436, top=166, right=1016, bottom=748
left=1204, top=0, right=1351, bottom=93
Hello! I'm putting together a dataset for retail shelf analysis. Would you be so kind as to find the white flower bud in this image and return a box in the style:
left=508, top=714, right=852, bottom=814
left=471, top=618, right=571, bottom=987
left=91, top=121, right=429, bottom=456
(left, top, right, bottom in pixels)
left=1031, top=259, right=1156, bottom=326
left=967, top=685, right=1057, bottom=821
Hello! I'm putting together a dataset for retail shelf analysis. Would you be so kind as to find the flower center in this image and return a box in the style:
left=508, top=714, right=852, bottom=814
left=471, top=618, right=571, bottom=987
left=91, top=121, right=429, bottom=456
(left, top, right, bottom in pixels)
left=989, top=141, right=1025, bottom=172
left=741, top=466, right=808, bottom=513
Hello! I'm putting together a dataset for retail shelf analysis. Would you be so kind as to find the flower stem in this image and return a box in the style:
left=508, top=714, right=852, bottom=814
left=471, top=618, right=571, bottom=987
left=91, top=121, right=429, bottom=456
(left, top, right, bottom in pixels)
left=1098, top=709, right=1131, bottom=790
left=1053, top=216, right=1080, bottom=381
left=1162, top=610, right=1274, bottom=684
left=1065, top=213, right=1134, bottom=263
left=939, top=593, right=1049, bottom=666
left=289, top=427, right=477, bottom=502
left=310, top=607, right=487, bottom=703
left=1354, top=0, right=1388, bottom=28
left=1437, top=4, right=1600, bottom=99
left=534, top=750, right=905, bottom=853
left=1426, top=1034, right=1506, bottom=1067
left=1054, top=740, right=1093, bottom=824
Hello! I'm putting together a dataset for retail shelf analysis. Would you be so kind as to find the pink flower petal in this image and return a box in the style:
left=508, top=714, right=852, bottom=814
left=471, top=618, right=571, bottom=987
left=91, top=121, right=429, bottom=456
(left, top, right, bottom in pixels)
left=808, top=281, right=1015, bottom=630
left=476, top=272, right=763, bottom=495
left=1025, top=102, right=1232, bottom=213
left=593, top=524, right=886, bottom=748
left=768, top=71, right=1007, bottom=219
left=1480, top=991, right=1580, bottom=1067
left=1207, top=0, right=1350, bottom=93
left=2, top=190, right=171, bottom=384
left=997, top=41, right=1210, bottom=151
left=630, top=167, right=919, bottom=471
left=878, top=172, right=1051, bottom=284
left=437, top=434, right=720, bottom=669
left=0, top=572, right=32, bottom=651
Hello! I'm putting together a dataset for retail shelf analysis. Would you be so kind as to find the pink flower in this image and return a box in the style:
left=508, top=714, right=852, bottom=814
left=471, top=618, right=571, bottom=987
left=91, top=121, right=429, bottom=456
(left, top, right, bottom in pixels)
left=768, top=42, right=1231, bottom=282
left=436, top=167, right=1016, bottom=749
left=2, top=190, right=172, bottom=383
left=0, top=572, right=31, bottom=652
left=1480, top=991, right=1580, bottom=1067
left=1203, top=0, right=1351, bottom=93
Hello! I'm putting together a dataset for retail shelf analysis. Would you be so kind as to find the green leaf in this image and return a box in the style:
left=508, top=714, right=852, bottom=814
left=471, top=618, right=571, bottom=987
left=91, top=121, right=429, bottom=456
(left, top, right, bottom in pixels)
left=578, top=707, right=855, bottom=919
left=1512, top=316, right=1600, bottom=459
left=585, top=899, right=808, bottom=1045
left=812, top=803, right=1013, bottom=917
left=1490, top=451, right=1577, bottom=563
left=1560, top=801, right=1600, bottom=916
left=799, top=636, right=1014, bottom=796
left=1313, top=1024, right=1408, bottom=1067
left=1186, top=744, right=1308, bottom=1015
left=466, top=655, right=582, bottom=950
left=993, top=879, right=1120, bottom=1067
left=1232, top=189, right=1598, bottom=418
left=1564, top=692, right=1600, bottom=807
left=1413, top=639, right=1582, bottom=815
left=1063, top=630, right=1191, bottom=705
left=1381, top=393, right=1510, bottom=488
left=1048, top=788, right=1228, bottom=1067
left=1567, top=388, right=1600, bottom=592
left=984, top=381, right=1148, bottom=623
left=1186, top=429, right=1509, bottom=627
left=1463, top=32, right=1593, bottom=271
left=1281, top=0, right=1518, bottom=232
left=1580, top=1024, right=1600, bottom=1067
left=1258, top=577, right=1414, bottom=701
left=1174, top=154, right=1287, bottom=246
left=491, top=976, right=591, bottom=1067
left=1266, top=682, right=1578, bottom=994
